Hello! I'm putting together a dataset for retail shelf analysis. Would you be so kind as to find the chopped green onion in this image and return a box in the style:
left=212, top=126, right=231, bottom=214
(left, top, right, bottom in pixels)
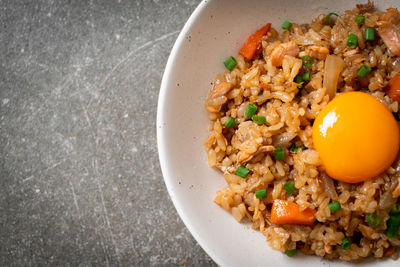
left=295, top=74, right=305, bottom=88
left=391, top=204, right=400, bottom=214
left=367, top=213, right=380, bottom=227
left=225, top=117, right=236, bottom=128
left=274, top=147, right=285, bottom=161
left=341, top=236, right=351, bottom=250
left=357, top=65, right=371, bottom=78
left=386, top=213, right=400, bottom=238
left=355, top=16, right=365, bottom=25
left=302, top=56, right=314, bottom=67
left=245, top=103, right=258, bottom=117
left=365, top=28, right=375, bottom=41
left=258, top=89, right=264, bottom=96
left=289, top=144, right=306, bottom=153
left=252, top=115, right=266, bottom=124
left=326, top=13, right=339, bottom=26
left=234, top=166, right=250, bottom=178
left=282, top=20, right=292, bottom=30
left=224, top=56, right=237, bottom=71
left=285, top=249, right=297, bottom=257
left=298, top=145, right=306, bottom=151
left=302, top=72, right=310, bottom=81
left=328, top=201, right=341, bottom=212
left=289, top=144, right=297, bottom=152
left=255, top=188, right=267, bottom=199
left=295, top=75, right=303, bottom=84
left=284, top=181, right=296, bottom=196
left=347, top=33, right=358, bottom=49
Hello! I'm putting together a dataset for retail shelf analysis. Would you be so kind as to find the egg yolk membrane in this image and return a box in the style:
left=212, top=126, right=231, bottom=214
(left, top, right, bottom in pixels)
left=312, top=92, right=400, bottom=183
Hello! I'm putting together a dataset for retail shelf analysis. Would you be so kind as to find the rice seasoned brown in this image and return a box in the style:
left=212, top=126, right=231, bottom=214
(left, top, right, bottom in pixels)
left=205, top=3, right=400, bottom=261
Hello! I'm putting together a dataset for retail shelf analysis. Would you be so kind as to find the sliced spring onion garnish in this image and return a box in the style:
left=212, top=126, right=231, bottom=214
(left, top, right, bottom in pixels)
left=289, top=144, right=306, bottom=153
left=386, top=213, right=400, bottom=238
left=357, top=65, right=371, bottom=78
left=302, top=72, right=310, bottom=81
left=245, top=103, right=258, bottom=117
left=284, top=181, right=296, bottom=196
left=367, top=213, right=380, bottom=227
left=302, top=56, right=314, bottom=67
left=347, top=33, right=358, bottom=49
left=224, top=117, right=236, bottom=128
left=365, top=28, right=375, bottom=41
left=341, top=237, right=351, bottom=250
left=234, top=166, right=250, bottom=178
left=285, top=249, right=297, bottom=257
left=282, top=20, right=292, bottom=30
left=255, top=188, right=267, bottom=199
left=252, top=115, right=266, bottom=124
left=355, top=16, right=365, bottom=25
left=328, top=201, right=341, bottom=212
left=326, top=13, right=339, bottom=26
left=274, top=147, right=285, bottom=161
left=224, top=56, right=237, bottom=71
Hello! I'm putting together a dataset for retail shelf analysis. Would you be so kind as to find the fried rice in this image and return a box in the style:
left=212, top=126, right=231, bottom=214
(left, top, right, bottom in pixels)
left=204, top=3, right=400, bottom=261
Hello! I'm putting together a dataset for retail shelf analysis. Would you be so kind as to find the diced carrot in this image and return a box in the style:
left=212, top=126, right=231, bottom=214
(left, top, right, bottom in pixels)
left=270, top=199, right=316, bottom=225
left=239, top=23, right=271, bottom=60
left=386, top=73, right=400, bottom=103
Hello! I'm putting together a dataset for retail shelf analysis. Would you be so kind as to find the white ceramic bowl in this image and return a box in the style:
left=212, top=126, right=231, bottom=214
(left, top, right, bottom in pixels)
left=157, top=0, right=397, bottom=266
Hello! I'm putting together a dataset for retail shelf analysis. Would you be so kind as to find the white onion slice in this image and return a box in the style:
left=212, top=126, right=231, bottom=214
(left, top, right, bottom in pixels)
left=323, top=55, right=344, bottom=99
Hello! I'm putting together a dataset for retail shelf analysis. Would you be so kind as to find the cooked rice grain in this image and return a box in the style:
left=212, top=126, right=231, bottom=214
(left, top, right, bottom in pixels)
left=205, top=4, right=400, bottom=261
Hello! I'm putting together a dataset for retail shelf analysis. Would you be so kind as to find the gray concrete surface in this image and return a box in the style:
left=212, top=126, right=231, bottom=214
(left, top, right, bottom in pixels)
left=0, top=0, right=215, bottom=265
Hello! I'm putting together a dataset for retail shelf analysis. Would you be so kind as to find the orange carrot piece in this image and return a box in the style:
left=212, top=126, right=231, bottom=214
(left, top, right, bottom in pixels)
left=239, top=23, right=271, bottom=60
left=386, top=73, right=400, bottom=103
left=270, top=199, right=316, bottom=225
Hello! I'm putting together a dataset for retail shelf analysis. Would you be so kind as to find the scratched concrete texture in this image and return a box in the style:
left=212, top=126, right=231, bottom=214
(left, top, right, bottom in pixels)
left=0, top=0, right=215, bottom=266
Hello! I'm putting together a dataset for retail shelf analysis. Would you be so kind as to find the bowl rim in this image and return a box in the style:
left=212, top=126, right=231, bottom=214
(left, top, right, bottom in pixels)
left=156, top=0, right=221, bottom=264
left=156, top=1, right=399, bottom=266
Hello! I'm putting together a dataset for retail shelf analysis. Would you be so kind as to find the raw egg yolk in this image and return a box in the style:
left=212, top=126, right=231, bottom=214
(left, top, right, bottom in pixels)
left=312, top=91, right=400, bottom=183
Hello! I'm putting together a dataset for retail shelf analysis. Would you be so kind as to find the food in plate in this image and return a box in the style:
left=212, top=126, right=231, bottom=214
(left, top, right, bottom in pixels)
left=204, top=3, right=400, bottom=261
